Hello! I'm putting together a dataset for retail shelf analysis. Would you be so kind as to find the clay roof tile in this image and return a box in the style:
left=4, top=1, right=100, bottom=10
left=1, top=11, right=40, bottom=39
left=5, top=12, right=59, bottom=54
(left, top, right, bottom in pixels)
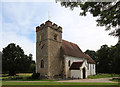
left=62, top=40, right=95, bottom=64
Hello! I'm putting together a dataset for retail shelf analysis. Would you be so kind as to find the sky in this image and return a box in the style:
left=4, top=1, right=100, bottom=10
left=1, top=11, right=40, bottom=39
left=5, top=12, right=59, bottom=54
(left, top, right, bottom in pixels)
left=0, top=0, right=118, bottom=61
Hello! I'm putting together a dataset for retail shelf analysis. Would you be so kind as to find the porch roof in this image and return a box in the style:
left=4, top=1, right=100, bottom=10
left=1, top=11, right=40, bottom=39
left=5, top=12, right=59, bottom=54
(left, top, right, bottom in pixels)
left=69, top=62, right=83, bottom=70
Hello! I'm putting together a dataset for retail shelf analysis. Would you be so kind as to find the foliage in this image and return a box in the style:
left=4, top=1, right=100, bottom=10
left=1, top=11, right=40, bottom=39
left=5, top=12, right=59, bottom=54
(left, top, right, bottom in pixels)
left=97, top=45, right=110, bottom=73
left=31, top=73, right=40, bottom=79
left=85, top=43, right=120, bottom=74
left=29, top=63, right=36, bottom=73
left=110, top=43, right=120, bottom=74
left=59, top=1, right=120, bottom=42
left=2, top=43, right=35, bottom=76
left=97, top=43, right=120, bottom=74
left=110, top=78, right=120, bottom=82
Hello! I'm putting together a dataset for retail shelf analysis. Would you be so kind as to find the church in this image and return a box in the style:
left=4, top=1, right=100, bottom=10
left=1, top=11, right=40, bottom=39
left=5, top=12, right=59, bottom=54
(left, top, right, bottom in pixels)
left=36, top=20, right=96, bottom=79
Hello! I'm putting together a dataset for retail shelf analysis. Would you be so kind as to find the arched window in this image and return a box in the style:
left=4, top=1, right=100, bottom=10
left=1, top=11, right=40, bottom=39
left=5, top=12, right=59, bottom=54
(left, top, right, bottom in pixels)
left=54, top=34, right=57, bottom=40
left=68, top=60, right=71, bottom=67
left=41, top=60, right=44, bottom=68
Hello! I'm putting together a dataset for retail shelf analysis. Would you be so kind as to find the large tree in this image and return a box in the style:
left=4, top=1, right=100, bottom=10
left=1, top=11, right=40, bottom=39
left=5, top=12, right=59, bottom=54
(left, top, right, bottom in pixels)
left=57, top=1, right=120, bottom=42
left=2, top=43, right=31, bottom=76
left=96, top=45, right=111, bottom=73
left=109, top=43, right=120, bottom=74
left=90, top=43, right=120, bottom=74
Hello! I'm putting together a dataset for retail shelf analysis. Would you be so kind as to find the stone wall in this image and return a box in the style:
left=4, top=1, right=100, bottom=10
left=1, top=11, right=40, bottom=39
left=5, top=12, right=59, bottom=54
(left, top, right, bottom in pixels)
left=36, top=26, right=49, bottom=76
left=36, top=20, right=63, bottom=78
left=47, top=22, right=63, bottom=78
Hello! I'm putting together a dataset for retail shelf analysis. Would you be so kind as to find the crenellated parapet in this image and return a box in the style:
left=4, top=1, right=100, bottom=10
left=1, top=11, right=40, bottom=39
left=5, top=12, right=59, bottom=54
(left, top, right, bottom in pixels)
left=36, top=20, right=62, bottom=33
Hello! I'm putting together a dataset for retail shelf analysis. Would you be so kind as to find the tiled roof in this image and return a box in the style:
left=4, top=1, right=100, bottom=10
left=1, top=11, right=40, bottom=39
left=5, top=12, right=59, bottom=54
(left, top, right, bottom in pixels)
left=62, top=40, right=87, bottom=58
left=62, top=40, right=95, bottom=64
left=85, top=54, right=96, bottom=64
left=69, top=62, right=83, bottom=70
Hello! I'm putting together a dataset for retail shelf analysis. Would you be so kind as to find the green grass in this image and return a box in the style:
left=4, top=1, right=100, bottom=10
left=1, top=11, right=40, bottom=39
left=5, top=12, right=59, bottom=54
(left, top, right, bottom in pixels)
left=2, top=73, right=32, bottom=79
left=2, top=73, right=120, bottom=86
left=88, top=74, right=120, bottom=79
left=2, top=73, right=120, bottom=87
left=2, top=73, right=56, bottom=81
left=2, top=81, right=118, bottom=85
left=2, top=73, right=32, bottom=81
left=2, top=79, right=56, bottom=81
left=109, top=78, right=120, bottom=82
left=3, top=73, right=119, bottom=80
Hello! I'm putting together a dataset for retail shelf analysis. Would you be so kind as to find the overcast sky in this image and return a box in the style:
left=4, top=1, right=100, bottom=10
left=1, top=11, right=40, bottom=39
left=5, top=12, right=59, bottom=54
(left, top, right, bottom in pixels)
left=0, top=0, right=118, bottom=60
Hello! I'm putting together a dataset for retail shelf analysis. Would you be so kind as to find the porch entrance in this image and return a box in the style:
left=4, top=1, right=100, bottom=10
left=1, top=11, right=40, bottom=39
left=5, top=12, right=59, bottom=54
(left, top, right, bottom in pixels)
left=82, top=67, right=86, bottom=79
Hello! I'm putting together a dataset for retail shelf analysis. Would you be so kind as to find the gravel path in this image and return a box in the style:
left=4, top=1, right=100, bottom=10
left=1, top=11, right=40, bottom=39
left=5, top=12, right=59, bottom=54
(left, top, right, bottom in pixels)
left=57, top=78, right=118, bottom=83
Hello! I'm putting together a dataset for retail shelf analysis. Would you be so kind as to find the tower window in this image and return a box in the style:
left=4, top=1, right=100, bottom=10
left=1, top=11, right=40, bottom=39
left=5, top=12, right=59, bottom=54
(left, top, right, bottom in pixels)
left=41, top=60, right=44, bottom=68
left=54, top=35, right=57, bottom=40
left=68, top=60, right=71, bottom=67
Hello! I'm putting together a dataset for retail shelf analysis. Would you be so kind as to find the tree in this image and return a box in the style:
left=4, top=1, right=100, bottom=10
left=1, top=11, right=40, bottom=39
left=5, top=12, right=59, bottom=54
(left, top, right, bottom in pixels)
left=84, top=50, right=98, bottom=62
left=96, top=45, right=111, bottom=73
left=109, top=43, right=120, bottom=74
left=85, top=43, right=120, bottom=74
left=57, top=1, right=120, bottom=42
left=29, top=54, right=33, bottom=61
left=28, top=54, right=36, bottom=73
left=2, top=43, right=31, bottom=76
left=114, top=43, right=120, bottom=74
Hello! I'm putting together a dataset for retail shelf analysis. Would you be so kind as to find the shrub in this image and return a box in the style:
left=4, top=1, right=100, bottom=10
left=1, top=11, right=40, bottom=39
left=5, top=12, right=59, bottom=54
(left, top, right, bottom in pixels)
left=11, top=77, right=23, bottom=80
left=31, top=73, right=40, bottom=79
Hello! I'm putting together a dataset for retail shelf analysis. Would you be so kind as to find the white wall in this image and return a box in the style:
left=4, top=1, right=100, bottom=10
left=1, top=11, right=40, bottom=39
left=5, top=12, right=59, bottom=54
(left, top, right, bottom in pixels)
left=66, top=56, right=85, bottom=65
left=70, top=70, right=81, bottom=78
left=65, top=55, right=87, bottom=78
left=64, top=55, right=96, bottom=78
left=87, top=63, right=96, bottom=76
left=70, top=64, right=88, bottom=79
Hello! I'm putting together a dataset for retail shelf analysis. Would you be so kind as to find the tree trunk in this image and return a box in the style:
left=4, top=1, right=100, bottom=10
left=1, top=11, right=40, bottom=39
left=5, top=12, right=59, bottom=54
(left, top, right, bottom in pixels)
left=9, top=70, right=16, bottom=76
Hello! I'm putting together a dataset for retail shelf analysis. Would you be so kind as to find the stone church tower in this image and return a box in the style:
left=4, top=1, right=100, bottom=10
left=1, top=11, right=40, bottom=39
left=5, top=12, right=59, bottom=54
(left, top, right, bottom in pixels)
left=36, top=20, right=63, bottom=78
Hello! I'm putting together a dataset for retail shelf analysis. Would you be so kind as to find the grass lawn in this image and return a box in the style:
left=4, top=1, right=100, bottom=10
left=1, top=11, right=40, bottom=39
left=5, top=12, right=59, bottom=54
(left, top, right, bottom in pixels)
left=2, top=73, right=56, bottom=81
left=109, top=78, right=120, bottom=82
left=88, top=74, right=120, bottom=79
left=3, top=73, right=119, bottom=81
left=2, top=81, right=118, bottom=85
left=1, top=73, right=120, bottom=87
left=2, top=73, right=32, bottom=80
